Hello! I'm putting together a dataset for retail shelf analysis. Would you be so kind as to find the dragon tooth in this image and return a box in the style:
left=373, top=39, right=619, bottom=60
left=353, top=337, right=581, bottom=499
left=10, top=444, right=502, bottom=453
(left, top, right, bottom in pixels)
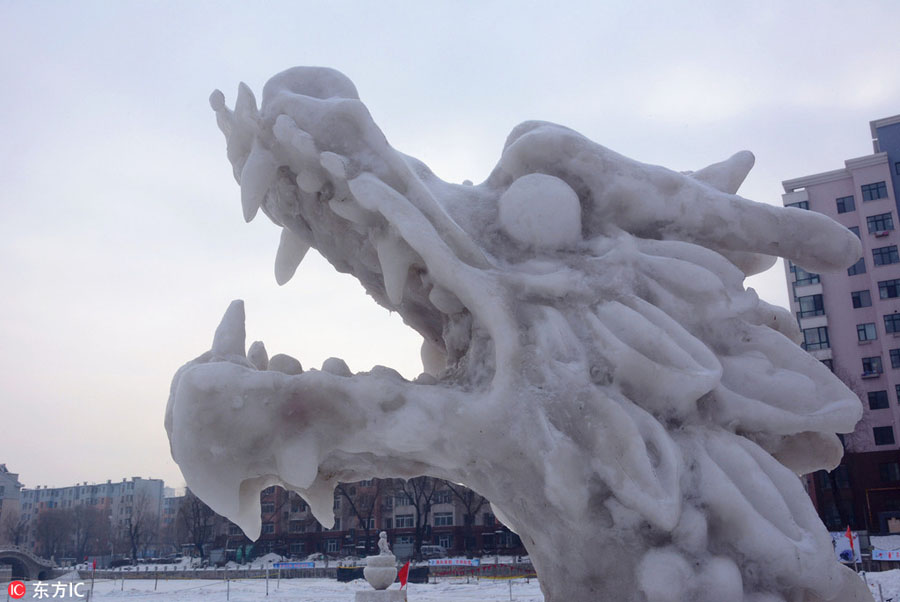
left=428, top=285, right=464, bottom=314
left=274, top=227, right=310, bottom=285
left=234, top=82, right=259, bottom=122
left=301, top=478, right=338, bottom=530
left=211, top=300, right=246, bottom=358
left=376, top=233, right=416, bottom=306
left=268, top=353, right=303, bottom=375
left=247, top=341, right=268, bottom=370
left=321, top=357, right=352, bottom=376
left=240, top=142, right=277, bottom=222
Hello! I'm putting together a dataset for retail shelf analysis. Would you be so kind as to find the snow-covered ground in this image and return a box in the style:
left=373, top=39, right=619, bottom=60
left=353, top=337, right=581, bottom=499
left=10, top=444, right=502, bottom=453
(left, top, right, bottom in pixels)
left=60, top=576, right=543, bottom=601
left=19, top=568, right=900, bottom=600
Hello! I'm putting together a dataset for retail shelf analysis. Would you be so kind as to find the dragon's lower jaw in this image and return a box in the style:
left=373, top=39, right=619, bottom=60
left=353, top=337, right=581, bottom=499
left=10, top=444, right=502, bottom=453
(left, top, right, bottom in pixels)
left=165, top=299, right=477, bottom=540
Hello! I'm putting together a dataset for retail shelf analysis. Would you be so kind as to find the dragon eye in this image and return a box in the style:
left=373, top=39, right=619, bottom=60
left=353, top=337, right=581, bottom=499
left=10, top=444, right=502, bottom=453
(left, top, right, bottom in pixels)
left=498, top=173, right=581, bottom=248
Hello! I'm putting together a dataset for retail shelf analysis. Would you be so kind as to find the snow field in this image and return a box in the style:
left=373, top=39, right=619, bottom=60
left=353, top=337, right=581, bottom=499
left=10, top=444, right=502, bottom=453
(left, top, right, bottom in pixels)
left=35, top=569, right=900, bottom=601
left=71, top=576, right=544, bottom=601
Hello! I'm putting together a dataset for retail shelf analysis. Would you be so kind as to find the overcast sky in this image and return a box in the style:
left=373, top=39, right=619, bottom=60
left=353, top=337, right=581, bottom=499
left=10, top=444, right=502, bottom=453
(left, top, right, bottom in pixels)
left=2, top=1, right=899, bottom=491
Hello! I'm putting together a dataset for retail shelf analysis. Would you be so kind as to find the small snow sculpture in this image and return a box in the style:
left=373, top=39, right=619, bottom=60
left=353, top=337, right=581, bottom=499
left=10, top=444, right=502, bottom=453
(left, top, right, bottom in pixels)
left=377, top=531, right=391, bottom=556
left=165, top=66, right=874, bottom=601
left=364, top=532, right=398, bottom=592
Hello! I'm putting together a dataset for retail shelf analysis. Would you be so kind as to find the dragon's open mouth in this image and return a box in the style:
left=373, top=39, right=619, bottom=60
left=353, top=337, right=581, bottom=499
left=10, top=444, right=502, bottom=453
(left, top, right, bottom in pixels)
left=166, top=66, right=871, bottom=602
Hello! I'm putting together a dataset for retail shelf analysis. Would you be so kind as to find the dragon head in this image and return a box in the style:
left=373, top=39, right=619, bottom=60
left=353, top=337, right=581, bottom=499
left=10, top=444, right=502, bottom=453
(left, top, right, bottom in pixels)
left=166, top=67, right=870, bottom=601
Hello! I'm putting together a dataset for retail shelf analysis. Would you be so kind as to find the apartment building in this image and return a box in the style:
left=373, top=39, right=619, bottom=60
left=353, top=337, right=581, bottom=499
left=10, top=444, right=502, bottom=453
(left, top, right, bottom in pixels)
left=18, top=476, right=164, bottom=555
left=782, top=114, right=900, bottom=533
left=0, top=465, right=23, bottom=526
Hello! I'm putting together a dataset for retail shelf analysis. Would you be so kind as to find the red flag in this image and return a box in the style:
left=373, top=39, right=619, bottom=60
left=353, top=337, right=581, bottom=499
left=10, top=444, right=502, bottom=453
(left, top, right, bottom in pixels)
left=398, top=561, right=410, bottom=589
left=846, top=526, right=855, bottom=554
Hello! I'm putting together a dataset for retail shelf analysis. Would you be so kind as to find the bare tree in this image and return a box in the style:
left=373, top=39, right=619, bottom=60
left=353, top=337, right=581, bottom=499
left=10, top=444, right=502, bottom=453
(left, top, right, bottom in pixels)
left=34, top=509, right=73, bottom=559
left=336, top=480, right=383, bottom=555
left=178, top=489, right=217, bottom=560
left=0, top=509, right=29, bottom=546
left=396, top=477, right=438, bottom=561
left=443, top=482, right=488, bottom=556
left=71, top=506, right=108, bottom=561
left=125, top=491, right=158, bottom=563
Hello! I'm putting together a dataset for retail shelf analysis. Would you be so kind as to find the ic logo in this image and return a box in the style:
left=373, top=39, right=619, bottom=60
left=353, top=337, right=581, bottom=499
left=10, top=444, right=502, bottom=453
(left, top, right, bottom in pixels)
left=7, top=580, right=26, bottom=599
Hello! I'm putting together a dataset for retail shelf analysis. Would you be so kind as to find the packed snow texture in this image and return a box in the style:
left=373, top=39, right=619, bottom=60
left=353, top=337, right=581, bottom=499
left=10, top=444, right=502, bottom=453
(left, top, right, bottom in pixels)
left=166, top=66, right=871, bottom=601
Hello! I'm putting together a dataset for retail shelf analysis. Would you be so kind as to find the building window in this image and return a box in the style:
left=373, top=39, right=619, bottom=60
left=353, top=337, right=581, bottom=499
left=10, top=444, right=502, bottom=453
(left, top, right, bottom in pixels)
left=790, top=262, right=820, bottom=286
left=333, top=494, right=341, bottom=510
left=434, top=490, right=453, bottom=504
left=868, top=390, right=890, bottom=409
left=786, top=201, right=809, bottom=210
left=798, top=294, right=825, bottom=318
left=261, top=523, right=275, bottom=535
left=289, top=521, right=304, bottom=533
left=873, top=245, right=900, bottom=266
left=290, top=542, right=305, bottom=555
left=802, top=326, right=830, bottom=351
left=482, top=513, right=495, bottom=526
left=849, top=226, right=861, bottom=238
left=880, top=462, right=900, bottom=482
left=821, top=359, right=834, bottom=371
left=395, top=514, right=414, bottom=528
left=384, top=518, right=392, bottom=530
left=852, top=290, right=872, bottom=308
left=868, top=212, right=895, bottom=233
left=874, top=426, right=896, bottom=446
left=858, top=323, right=878, bottom=341
left=885, top=314, right=900, bottom=333
left=862, top=181, right=889, bottom=201
left=229, top=524, right=243, bottom=535
left=434, top=512, right=454, bottom=527
left=326, top=539, right=339, bottom=553
left=880, top=279, right=900, bottom=299
left=438, top=534, right=452, bottom=548
left=863, top=356, right=883, bottom=375
left=848, top=257, right=866, bottom=276
left=261, top=502, right=275, bottom=514
left=892, top=349, right=900, bottom=369
left=837, top=196, right=856, bottom=213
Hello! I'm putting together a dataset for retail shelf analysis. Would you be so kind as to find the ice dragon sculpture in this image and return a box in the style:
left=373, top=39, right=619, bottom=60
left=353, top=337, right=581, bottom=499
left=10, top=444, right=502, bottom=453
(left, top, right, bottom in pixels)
left=165, top=67, right=874, bottom=602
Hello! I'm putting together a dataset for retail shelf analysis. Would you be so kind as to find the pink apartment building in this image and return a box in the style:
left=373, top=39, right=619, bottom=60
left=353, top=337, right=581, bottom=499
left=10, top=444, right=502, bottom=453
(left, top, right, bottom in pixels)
left=782, top=115, right=900, bottom=533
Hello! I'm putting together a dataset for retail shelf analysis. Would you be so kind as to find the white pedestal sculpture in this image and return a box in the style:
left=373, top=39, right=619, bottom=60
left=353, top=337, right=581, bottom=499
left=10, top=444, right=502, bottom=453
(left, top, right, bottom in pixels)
left=356, top=532, right=405, bottom=601
left=166, top=66, right=875, bottom=601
